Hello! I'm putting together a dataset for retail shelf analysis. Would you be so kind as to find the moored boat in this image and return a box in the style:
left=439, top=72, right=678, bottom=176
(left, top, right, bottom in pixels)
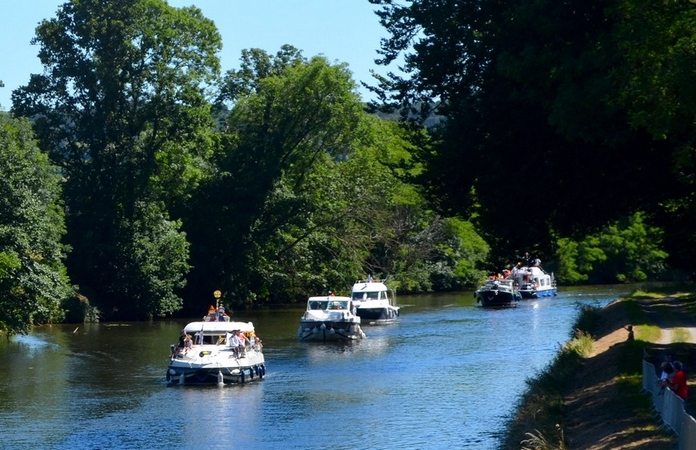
left=350, top=278, right=400, bottom=324
left=298, top=295, right=365, bottom=341
left=474, top=278, right=521, bottom=308
left=166, top=320, right=266, bottom=385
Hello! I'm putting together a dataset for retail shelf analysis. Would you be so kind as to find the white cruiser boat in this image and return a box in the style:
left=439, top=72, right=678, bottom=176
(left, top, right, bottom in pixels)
left=350, top=279, right=399, bottom=323
left=516, top=266, right=557, bottom=298
left=167, top=320, right=265, bottom=385
left=298, top=296, right=365, bottom=341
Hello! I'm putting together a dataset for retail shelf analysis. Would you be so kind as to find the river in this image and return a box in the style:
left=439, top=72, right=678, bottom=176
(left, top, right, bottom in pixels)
left=0, top=285, right=632, bottom=449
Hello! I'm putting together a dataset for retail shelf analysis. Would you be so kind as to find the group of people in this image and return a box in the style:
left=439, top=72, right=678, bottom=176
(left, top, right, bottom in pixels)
left=175, top=328, right=262, bottom=358
left=658, top=356, right=688, bottom=400
left=204, top=304, right=230, bottom=322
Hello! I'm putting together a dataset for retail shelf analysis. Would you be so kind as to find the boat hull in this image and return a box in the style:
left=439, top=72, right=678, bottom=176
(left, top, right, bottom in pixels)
left=474, top=279, right=521, bottom=308
left=355, top=306, right=400, bottom=324
left=298, top=321, right=365, bottom=341
left=519, top=287, right=557, bottom=299
left=476, top=290, right=520, bottom=308
left=167, top=348, right=265, bottom=385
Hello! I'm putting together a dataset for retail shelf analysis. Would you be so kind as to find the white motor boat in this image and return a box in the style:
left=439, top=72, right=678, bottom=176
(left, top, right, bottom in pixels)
left=167, top=320, right=266, bottom=385
left=350, top=279, right=400, bottom=323
left=516, top=266, right=557, bottom=298
left=297, top=296, right=366, bottom=341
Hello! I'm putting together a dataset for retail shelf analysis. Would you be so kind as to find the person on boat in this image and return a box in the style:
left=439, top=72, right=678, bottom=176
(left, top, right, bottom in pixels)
left=237, top=331, right=251, bottom=356
left=177, top=330, right=193, bottom=354
left=216, top=306, right=229, bottom=322
left=367, top=274, right=374, bottom=282
left=229, top=332, right=243, bottom=358
left=205, top=305, right=217, bottom=321
left=521, top=252, right=533, bottom=267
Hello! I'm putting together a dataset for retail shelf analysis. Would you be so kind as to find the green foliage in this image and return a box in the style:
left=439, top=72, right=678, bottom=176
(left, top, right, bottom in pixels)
left=369, top=0, right=691, bottom=272
left=0, top=112, right=72, bottom=335
left=12, top=0, right=221, bottom=319
left=556, top=212, right=668, bottom=284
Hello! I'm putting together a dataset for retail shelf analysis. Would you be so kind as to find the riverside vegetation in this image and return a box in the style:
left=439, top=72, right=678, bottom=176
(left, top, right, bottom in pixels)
left=501, top=287, right=696, bottom=449
left=3, top=0, right=694, bottom=335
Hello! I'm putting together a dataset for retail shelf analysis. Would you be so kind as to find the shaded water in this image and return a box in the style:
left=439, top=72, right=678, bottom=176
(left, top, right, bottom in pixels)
left=0, top=285, right=631, bottom=449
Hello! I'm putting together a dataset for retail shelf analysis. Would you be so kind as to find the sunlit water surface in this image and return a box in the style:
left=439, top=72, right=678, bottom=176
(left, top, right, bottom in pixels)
left=0, top=285, right=634, bottom=449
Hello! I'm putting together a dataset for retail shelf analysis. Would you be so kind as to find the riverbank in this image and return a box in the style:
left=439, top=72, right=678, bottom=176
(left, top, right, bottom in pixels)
left=501, top=289, right=696, bottom=449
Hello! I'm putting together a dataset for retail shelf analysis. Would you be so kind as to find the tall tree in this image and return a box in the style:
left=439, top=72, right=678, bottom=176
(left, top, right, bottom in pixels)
left=12, top=0, right=221, bottom=319
left=369, top=0, right=692, bottom=270
left=185, top=52, right=366, bottom=307
left=0, top=112, right=72, bottom=335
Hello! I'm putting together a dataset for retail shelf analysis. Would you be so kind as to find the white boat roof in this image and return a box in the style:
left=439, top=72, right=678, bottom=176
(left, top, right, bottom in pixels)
left=308, top=295, right=351, bottom=301
left=351, top=281, right=389, bottom=293
left=183, top=321, right=255, bottom=334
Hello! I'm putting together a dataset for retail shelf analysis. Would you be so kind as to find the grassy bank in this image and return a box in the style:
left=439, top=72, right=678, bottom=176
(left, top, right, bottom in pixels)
left=499, top=293, right=683, bottom=450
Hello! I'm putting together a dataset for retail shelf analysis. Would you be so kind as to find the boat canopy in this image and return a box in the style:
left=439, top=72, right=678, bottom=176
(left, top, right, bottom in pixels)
left=183, top=321, right=255, bottom=334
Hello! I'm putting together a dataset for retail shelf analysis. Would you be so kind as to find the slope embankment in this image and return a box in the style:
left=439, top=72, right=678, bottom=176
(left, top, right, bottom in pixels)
left=501, top=291, right=696, bottom=450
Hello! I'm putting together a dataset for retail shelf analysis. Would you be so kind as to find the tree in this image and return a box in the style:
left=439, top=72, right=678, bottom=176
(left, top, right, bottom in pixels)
left=12, top=0, right=221, bottom=319
left=556, top=212, right=668, bottom=284
left=185, top=52, right=366, bottom=307
left=368, top=0, right=691, bottom=269
left=0, top=112, right=72, bottom=335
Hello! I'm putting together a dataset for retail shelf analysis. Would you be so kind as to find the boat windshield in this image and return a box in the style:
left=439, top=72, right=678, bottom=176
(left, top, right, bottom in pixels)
left=308, top=300, right=349, bottom=310
left=351, top=292, right=380, bottom=301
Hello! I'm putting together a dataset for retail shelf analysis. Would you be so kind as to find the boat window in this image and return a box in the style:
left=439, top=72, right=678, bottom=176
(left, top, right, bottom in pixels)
left=330, top=301, right=348, bottom=309
left=367, top=292, right=379, bottom=300
left=310, top=301, right=329, bottom=310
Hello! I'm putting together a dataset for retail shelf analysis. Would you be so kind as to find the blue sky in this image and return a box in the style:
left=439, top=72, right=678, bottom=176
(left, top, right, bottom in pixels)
left=0, top=0, right=397, bottom=110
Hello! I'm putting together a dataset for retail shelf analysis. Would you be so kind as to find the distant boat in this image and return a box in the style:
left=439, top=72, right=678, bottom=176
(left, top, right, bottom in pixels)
left=516, top=266, right=557, bottom=299
left=298, top=295, right=366, bottom=341
left=474, top=279, right=521, bottom=308
left=350, top=279, right=400, bottom=324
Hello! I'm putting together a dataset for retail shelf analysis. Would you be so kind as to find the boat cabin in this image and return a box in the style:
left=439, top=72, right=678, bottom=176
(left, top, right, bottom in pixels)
left=351, top=280, right=394, bottom=302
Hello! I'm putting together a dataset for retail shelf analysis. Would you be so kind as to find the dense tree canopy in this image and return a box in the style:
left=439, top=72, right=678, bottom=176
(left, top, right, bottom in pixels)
left=369, top=0, right=696, bottom=273
left=0, top=112, right=72, bottom=334
left=12, top=0, right=221, bottom=319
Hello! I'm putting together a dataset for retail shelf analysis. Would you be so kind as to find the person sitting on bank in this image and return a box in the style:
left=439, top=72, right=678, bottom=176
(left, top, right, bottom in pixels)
left=623, top=325, right=634, bottom=341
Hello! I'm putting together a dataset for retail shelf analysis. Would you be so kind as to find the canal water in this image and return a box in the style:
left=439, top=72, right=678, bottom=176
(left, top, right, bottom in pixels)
left=0, top=285, right=632, bottom=449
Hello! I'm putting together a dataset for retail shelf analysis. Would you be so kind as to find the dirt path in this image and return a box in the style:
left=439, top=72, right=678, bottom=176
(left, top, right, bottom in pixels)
left=636, top=298, right=696, bottom=345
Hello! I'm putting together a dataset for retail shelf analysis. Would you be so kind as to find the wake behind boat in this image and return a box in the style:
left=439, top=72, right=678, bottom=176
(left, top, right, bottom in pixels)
left=298, top=295, right=365, bottom=341
left=166, top=320, right=266, bottom=385
left=350, top=278, right=399, bottom=324
left=474, top=278, right=521, bottom=308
